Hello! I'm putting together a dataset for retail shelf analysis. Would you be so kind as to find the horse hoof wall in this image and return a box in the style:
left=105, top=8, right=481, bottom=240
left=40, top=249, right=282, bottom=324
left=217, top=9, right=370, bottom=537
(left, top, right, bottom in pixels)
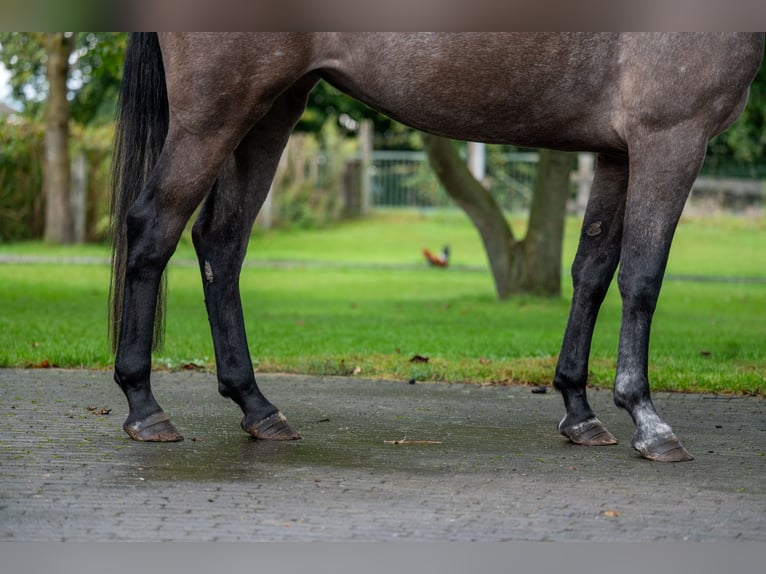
left=635, top=436, right=694, bottom=462
left=243, top=411, right=301, bottom=441
left=124, top=412, right=184, bottom=442
left=560, top=417, right=618, bottom=446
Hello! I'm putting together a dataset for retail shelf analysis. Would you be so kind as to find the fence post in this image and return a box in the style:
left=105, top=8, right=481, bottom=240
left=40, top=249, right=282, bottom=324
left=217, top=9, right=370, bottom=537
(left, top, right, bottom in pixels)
left=467, top=142, right=486, bottom=182
left=70, top=151, right=87, bottom=243
left=259, top=141, right=289, bottom=230
left=359, top=119, right=373, bottom=214
left=573, top=152, right=594, bottom=215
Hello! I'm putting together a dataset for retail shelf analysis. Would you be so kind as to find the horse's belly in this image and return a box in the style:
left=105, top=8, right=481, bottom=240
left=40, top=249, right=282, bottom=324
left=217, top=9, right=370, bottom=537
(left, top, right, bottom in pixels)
left=317, top=32, right=622, bottom=151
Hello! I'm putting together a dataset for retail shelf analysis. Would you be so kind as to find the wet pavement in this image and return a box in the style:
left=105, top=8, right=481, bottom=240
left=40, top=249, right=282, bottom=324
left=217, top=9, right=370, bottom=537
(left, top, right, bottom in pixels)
left=0, top=368, right=764, bottom=541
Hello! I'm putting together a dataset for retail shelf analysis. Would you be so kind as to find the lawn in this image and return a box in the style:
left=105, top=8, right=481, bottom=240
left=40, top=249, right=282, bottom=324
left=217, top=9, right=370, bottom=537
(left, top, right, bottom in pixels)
left=0, top=210, right=764, bottom=395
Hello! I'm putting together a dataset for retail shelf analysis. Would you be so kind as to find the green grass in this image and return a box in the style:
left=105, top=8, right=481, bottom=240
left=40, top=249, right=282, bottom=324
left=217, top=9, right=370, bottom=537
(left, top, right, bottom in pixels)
left=0, top=210, right=764, bottom=395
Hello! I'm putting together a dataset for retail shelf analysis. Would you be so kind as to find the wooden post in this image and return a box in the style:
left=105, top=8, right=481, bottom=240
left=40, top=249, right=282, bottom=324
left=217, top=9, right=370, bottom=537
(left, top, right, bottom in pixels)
left=70, top=151, right=87, bottom=243
left=467, top=141, right=486, bottom=182
left=574, top=152, right=594, bottom=215
left=258, top=141, right=290, bottom=230
left=359, top=119, right=373, bottom=214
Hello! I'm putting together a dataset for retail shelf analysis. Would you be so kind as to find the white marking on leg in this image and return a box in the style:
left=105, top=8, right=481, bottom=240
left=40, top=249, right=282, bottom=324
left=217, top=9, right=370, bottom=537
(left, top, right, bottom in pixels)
left=631, top=403, right=675, bottom=452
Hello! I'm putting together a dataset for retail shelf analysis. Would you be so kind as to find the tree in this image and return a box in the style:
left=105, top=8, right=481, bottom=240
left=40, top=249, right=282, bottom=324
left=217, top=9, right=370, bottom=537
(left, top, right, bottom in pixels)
left=0, top=32, right=127, bottom=243
left=423, top=134, right=573, bottom=298
left=298, top=80, right=420, bottom=150
left=705, top=57, right=766, bottom=176
left=42, top=32, right=75, bottom=243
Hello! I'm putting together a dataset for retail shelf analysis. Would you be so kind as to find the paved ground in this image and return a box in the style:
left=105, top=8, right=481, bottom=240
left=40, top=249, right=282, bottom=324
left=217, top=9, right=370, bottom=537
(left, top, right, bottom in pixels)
left=0, top=368, right=763, bottom=541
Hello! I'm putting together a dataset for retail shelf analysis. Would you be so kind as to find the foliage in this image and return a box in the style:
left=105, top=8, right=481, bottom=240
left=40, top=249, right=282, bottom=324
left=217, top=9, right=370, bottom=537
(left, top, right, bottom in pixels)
left=704, top=57, right=766, bottom=177
left=0, top=120, right=112, bottom=243
left=298, top=79, right=421, bottom=150
left=0, top=32, right=127, bottom=126
left=69, top=122, right=114, bottom=241
left=0, top=120, right=45, bottom=241
left=0, top=33, right=124, bottom=243
left=270, top=121, right=357, bottom=229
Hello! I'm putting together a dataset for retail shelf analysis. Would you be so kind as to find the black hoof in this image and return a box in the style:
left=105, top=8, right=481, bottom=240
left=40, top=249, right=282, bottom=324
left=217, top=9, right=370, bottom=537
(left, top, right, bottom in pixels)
left=124, top=412, right=184, bottom=442
left=633, top=433, right=694, bottom=462
left=242, top=411, right=301, bottom=441
left=559, top=417, right=618, bottom=446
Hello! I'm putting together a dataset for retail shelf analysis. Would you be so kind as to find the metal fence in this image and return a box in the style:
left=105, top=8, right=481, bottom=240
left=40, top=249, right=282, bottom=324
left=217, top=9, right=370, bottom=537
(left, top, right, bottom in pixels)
left=369, top=150, right=540, bottom=211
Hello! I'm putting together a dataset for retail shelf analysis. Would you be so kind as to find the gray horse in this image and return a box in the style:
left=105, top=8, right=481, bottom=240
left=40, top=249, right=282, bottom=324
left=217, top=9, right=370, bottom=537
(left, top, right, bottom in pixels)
left=110, top=33, right=764, bottom=462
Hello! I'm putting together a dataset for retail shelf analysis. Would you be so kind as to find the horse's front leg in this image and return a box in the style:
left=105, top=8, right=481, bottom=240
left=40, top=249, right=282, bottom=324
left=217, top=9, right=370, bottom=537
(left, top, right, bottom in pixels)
left=612, top=130, right=706, bottom=462
left=191, top=82, right=315, bottom=440
left=554, top=153, right=628, bottom=446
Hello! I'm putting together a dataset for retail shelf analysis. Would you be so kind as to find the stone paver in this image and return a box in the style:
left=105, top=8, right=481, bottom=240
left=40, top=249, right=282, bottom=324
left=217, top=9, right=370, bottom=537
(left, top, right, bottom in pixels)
left=0, top=368, right=763, bottom=541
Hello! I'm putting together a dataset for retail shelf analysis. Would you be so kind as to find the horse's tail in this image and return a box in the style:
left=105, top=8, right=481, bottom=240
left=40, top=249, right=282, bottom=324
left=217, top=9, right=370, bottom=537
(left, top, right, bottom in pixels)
left=109, top=32, right=169, bottom=354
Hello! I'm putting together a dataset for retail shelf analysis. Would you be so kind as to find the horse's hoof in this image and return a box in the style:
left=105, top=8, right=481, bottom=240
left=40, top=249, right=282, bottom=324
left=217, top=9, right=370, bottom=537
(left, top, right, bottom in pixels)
left=242, top=411, right=301, bottom=440
left=633, top=434, right=694, bottom=462
left=559, top=417, right=618, bottom=446
left=124, top=412, right=184, bottom=442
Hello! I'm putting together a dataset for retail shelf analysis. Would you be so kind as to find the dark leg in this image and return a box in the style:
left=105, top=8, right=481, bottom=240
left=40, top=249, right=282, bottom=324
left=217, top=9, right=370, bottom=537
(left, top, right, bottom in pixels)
left=191, top=80, right=317, bottom=440
left=612, top=130, right=706, bottom=462
left=554, top=153, right=628, bottom=446
left=115, top=125, right=253, bottom=441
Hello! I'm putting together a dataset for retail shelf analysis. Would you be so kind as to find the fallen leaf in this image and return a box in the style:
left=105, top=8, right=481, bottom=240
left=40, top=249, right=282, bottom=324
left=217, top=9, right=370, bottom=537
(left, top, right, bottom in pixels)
left=87, top=406, right=112, bottom=416
left=181, top=362, right=205, bottom=370
left=603, top=510, right=621, bottom=518
left=409, top=354, right=429, bottom=363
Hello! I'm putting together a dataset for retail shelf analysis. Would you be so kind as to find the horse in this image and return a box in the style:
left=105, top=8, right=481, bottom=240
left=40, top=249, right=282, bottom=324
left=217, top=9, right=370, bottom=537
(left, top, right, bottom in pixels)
left=109, top=33, right=764, bottom=462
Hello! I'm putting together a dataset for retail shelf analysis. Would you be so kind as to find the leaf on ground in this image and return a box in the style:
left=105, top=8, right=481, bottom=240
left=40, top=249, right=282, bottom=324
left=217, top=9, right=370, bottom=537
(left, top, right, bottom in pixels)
left=87, top=405, right=112, bottom=416
left=603, top=510, right=621, bottom=518
left=409, top=354, right=429, bottom=363
left=180, top=362, right=206, bottom=370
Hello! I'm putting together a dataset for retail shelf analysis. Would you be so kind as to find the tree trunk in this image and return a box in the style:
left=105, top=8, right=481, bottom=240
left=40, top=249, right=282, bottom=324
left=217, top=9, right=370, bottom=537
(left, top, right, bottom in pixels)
left=43, top=32, right=75, bottom=244
left=512, top=148, right=574, bottom=297
left=422, top=134, right=573, bottom=299
left=422, top=134, right=515, bottom=298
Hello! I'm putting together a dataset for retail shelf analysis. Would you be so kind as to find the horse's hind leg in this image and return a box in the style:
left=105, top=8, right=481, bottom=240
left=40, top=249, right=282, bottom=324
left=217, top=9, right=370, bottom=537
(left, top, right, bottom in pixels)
left=554, top=153, right=628, bottom=446
left=191, top=80, right=316, bottom=440
left=115, top=126, right=251, bottom=442
left=613, top=129, right=707, bottom=462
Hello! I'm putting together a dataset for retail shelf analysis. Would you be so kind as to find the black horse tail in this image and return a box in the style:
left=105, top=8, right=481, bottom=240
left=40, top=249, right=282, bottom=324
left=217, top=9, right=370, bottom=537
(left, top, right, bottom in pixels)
left=109, top=32, right=169, bottom=353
